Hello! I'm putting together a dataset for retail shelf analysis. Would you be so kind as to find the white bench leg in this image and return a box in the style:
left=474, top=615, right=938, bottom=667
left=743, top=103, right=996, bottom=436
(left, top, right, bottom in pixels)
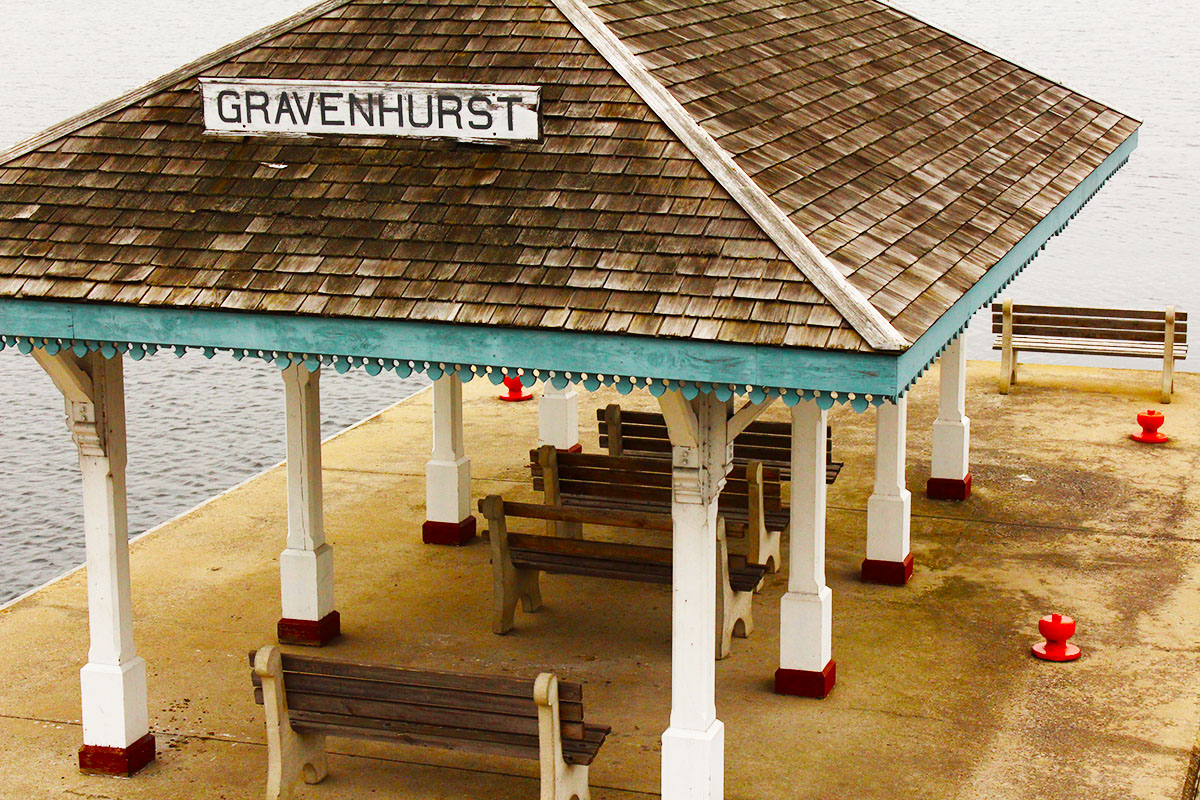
left=1163, top=306, right=1176, bottom=403
left=745, top=461, right=780, bottom=580
left=535, top=674, right=591, bottom=800
left=715, top=519, right=753, bottom=660
left=1000, top=298, right=1015, bottom=394
left=483, top=496, right=543, bottom=634
left=255, top=646, right=328, bottom=800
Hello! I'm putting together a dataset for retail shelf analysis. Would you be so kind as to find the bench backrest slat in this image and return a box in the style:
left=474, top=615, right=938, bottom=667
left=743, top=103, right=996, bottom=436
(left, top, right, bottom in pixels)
left=249, top=652, right=587, bottom=743
left=990, top=314, right=1188, bottom=333
left=996, top=325, right=1188, bottom=343
left=596, top=406, right=833, bottom=469
left=484, top=498, right=676, bottom=531
left=529, top=448, right=783, bottom=509
left=287, top=711, right=544, bottom=760
left=991, top=303, right=1188, bottom=321
left=251, top=671, right=584, bottom=723
left=509, top=531, right=673, bottom=565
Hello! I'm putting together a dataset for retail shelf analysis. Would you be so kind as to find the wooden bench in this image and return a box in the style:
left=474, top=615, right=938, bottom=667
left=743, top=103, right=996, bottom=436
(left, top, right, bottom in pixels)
left=993, top=299, right=1188, bottom=402
left=249, top=645, right=609, bottom=800
left=479, top=495, right=764, bottom=659
left=597, top=404, right=842, bottom=484
left=530, top=445, right=786, bottom=576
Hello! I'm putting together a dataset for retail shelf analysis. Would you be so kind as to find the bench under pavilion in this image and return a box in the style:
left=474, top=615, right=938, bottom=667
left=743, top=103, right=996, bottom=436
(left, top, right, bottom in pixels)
left=0, top=0, right=1138, bottom=796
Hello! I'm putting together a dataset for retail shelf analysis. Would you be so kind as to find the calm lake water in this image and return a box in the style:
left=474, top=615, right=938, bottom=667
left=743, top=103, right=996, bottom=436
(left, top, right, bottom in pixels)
left=0, top=0, right=1196, bottom=603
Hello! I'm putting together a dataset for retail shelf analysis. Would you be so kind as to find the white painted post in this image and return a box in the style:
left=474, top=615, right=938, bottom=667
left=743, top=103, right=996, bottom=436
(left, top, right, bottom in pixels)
left=928, top=337, right=972, bottom=500
left=423, top=375, right=475, bottom=545
left=660, top=391, right=727, bottom=800
left=537, top=383, right=580, bottom=452
left=33, top=349, right=155, bottom=775
left=863, top=397, right=913, bottom=585
left=278, top=365, right=339, bottom=646
left=775, top=399, right=834, bottom=697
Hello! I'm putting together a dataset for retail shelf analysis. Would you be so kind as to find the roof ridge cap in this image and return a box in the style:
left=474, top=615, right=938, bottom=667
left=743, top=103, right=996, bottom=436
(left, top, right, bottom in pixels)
left=0, top=0, right=357, bottom=167
left=547, top=0, right=909, bottom=352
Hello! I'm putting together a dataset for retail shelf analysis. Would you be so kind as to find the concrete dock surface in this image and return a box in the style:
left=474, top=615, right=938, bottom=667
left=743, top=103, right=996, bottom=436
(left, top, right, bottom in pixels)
left=1, top=360, right=1197, bottom=799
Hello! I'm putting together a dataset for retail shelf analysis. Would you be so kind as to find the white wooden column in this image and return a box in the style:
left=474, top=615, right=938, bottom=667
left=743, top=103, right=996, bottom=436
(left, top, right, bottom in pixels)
left=775, top=399, right=835, bottom=697
left=659, top=391, right=727, bottom=800
left=863, top=397, right=913, bottom=585
left=423, top=375, right=475, bottom=545
left=537, top=383, right=580, bottom=452
left=33, top=349, right=155, bottom=776
left=927, top=337, right=972, bottom=500
left=278, top=364, right=339, bottom=646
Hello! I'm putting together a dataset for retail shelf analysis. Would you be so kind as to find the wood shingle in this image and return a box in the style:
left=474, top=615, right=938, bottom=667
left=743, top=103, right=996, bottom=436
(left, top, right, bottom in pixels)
left=0, top=0, right=1138, bottom=355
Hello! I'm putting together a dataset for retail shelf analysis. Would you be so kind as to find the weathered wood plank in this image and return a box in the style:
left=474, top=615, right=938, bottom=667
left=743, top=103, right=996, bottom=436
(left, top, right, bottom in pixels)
left=251, top=672, right=583, bottom=722
left=491, top=500, right=674, bottom=531
left=991, top=303, right=1188, bottom=321
left=508, top=532, right=674, bottom=564
left=249, top=651, right=582, bottom=702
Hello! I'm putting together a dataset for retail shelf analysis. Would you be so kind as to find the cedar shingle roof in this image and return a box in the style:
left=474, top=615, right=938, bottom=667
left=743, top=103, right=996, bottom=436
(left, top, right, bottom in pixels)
left=0, top=0, right=1138, bottom=354
left=591, top=0, right=1140, bottom=342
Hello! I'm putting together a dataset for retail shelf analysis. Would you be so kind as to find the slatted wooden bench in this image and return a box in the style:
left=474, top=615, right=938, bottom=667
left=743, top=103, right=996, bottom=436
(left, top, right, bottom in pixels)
left=597, top=404, right=842, bottom=484
left=530, top=444, right=786, bottom=575
left=993, top=299, right=1188, bottom=402
left=478, top=495, right=764, bottom=659
left=249, top=645, right=609, bottom=800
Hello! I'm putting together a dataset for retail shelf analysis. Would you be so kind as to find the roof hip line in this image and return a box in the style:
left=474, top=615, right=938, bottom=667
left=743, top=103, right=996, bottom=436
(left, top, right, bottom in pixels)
left=548, top=0, right=909, bottom=352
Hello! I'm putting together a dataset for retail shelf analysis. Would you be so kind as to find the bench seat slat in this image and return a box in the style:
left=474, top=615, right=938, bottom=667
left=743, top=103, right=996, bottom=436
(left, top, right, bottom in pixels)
left=506, top=530, right=766, bottom=593
left=511, top=550, right=764, bottom=594
left=287, top=712, right=609, bottom=766
left=993, top=334, right=1188, bottom=358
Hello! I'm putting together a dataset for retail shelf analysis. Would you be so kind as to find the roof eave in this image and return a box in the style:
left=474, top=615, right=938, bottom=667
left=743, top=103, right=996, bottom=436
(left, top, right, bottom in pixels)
left=894, top=125, right=1140, bottom=392
left=0, top=298, right=902, bottom=406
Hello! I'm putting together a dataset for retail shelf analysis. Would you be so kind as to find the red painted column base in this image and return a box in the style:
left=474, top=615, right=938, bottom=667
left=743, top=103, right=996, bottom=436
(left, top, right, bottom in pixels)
left=422, top=516, right=477, bottom=546
left=775, top=661, right=836, bottom=698
left=278, top=610, right=341, bottom=647
left=861, top=553, right=914, bottom=586
left=79, top=732, right=155, bottom=776
left=561, top=443, right=583, bottom=453
left=926, top=473, right=972, bottom=500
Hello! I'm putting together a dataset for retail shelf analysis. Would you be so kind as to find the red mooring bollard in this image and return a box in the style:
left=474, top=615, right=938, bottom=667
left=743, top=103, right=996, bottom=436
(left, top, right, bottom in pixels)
left=1032, top=612, right=1081, bottom=662
left=1131, top=409, right=1168, bottom=443
left=499, top=374, right=534, bottom=402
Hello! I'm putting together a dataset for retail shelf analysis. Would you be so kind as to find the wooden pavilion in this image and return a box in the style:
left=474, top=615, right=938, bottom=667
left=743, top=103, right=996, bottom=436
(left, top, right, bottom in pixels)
left=0, top=0, right=1138, bottom=796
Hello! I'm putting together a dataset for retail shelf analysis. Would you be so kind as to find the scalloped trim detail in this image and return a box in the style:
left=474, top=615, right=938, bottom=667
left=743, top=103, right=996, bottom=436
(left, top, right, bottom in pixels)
left=0, top=335, right=892, bottom=411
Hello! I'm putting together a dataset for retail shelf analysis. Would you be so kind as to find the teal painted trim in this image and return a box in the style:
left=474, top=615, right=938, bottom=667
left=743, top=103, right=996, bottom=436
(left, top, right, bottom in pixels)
left=895, top=127, right=1139, bottom=393
left=0, top=298, right=899, bottom=403
left=0, top=130, right=1136, bottom=406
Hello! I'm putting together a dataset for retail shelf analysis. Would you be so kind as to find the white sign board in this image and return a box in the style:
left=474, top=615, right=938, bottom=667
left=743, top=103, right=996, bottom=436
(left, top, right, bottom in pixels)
left=199, top=78, right=541, bottom=141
